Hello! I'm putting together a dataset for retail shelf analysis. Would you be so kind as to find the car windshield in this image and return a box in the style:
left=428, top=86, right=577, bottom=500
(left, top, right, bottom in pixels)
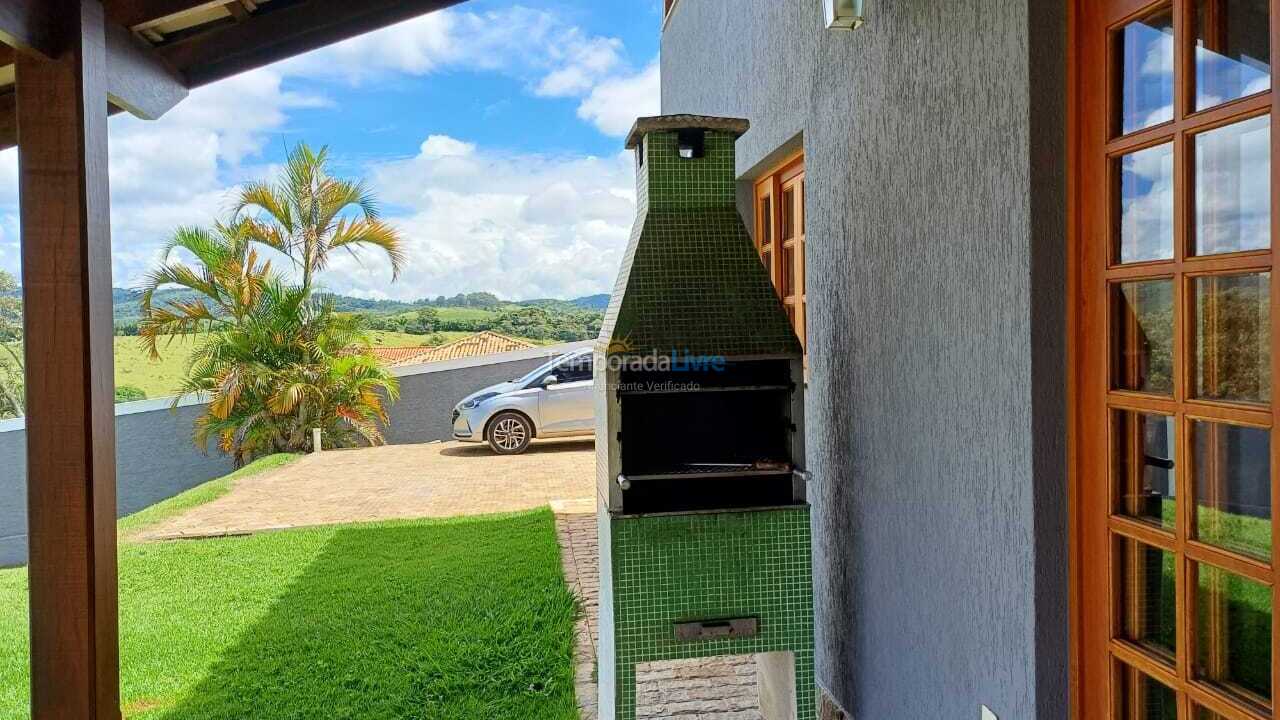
left=513, top=353, right=577, bottom=387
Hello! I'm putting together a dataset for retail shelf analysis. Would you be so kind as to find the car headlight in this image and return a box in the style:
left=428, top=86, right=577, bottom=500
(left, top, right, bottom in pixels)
left=462, top=393, right=498, bottom=410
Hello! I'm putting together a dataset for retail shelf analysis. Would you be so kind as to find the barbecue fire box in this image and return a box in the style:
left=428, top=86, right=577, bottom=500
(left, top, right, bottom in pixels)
left=595, top=115, right=815, bottom=720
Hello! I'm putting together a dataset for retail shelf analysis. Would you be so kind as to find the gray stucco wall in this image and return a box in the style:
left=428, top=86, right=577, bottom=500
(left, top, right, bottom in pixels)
left=661, top=1, right=1067, bottom=718
left=0, top=342, right=587, bottom=567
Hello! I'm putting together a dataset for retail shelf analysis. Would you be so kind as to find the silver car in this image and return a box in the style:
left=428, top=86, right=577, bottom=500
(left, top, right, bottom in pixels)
left=451, top=348, right=595, bottom=454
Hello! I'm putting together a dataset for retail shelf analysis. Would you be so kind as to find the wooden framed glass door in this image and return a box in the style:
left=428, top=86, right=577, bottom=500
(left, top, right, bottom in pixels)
left=1074, top=0, right=1278, bottom=717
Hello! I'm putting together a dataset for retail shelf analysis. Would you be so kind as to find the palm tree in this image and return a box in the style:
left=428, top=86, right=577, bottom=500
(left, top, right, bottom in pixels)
left=0, top=270, right=23, bottom=418
left=137, top=219, right=274, bottom=359
left=138, top=218, right=400, bottom=465
left=180, top=284, right=399, bottom=465
left=235, top=143, right=405, bottom=293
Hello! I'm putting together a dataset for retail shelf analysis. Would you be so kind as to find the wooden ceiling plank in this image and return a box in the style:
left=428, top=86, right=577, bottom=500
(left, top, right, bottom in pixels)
left=103, top=0, right=228, bottom=30
left=162, top=0, right=465, bottom=88
left=225, top=1, right=249, bottom=22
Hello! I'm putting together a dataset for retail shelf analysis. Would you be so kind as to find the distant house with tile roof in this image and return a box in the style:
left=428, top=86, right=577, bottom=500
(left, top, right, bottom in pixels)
left=369, top=331, right=537, bottom=368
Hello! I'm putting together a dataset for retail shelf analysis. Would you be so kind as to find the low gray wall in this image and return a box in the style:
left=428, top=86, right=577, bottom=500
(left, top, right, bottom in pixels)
left=0, top=398, right=234, bottom=567
left=0, top=341, right=590, bottom=567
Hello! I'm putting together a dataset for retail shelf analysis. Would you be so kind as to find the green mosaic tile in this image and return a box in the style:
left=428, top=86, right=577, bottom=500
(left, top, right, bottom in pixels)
left=608, top=508, right=816, bottom=720
left=599, top=126, right=802, bottom=360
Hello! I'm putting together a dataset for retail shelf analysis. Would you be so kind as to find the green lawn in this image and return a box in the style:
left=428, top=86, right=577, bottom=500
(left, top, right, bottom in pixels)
left=366, top=330, right=474, bottom=348
left=1141, top=500, right=1272, bottom=699
left=0, top=508, right=578, bottom=719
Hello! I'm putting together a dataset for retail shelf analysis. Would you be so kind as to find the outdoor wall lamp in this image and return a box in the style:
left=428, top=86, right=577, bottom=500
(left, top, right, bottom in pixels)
left=824, top=0, right=865, bottom=29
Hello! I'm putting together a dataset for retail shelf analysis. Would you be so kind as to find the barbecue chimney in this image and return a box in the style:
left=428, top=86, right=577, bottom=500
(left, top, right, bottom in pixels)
left=595, top=115, right=815, bottom=720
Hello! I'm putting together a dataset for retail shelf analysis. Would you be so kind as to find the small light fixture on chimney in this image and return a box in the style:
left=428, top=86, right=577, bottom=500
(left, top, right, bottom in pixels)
left=677, top=129, right=705, bottom=159
left=824, top=0, right=865, bottom=29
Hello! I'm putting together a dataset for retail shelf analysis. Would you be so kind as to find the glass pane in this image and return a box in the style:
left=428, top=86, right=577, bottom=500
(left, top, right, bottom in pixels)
left=1119, top=662, right=1179, bottom=720
left=1195, top=116, right=1271, bottom=256
left=1114, top=280, right=1175, bottom=395
left=781, top=246, right=795, bottom=297
left=1119, top=8, right=1176, bottom=135
left=1115, top=411, right=1177, bottom=530
left=1192, top=272, right=1271, bottom=403
left=1195, top=563, right=1272, bottom=706
left=1120, top=143, right=1176, bottom=263
left=760, top=197, right=772, bottom=247
left=1193, top=420, right=1272, bottom=561
left=1120, top=537, right=1179, bottom=659
left=1195, top=0, right=1272, bottom=111
left=782, top=187, right=795, bottom=240
left=1194, top=706, right=1228, bottom=720
left=799, top=180, right=805, bottom=235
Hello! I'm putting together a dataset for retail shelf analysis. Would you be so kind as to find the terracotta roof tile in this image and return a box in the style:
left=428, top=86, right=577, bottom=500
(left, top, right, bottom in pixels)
left=369, top=331, right=537, bottom=367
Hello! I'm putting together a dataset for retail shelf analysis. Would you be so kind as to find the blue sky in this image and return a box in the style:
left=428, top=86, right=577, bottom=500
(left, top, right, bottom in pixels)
left=0, top=0, right=666, bottom=302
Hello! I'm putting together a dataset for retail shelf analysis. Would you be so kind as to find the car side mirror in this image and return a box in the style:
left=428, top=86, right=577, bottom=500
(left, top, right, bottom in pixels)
left=541, top=375, right=559, bottom=387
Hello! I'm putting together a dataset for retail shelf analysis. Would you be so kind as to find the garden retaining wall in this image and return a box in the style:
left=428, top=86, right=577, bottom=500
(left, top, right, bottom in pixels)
left=0, top=341, right=589, bottom=567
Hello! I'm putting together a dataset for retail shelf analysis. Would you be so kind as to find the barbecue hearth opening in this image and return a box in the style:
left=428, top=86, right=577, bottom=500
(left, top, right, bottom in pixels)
left=616, top=360, right=801, bottom=515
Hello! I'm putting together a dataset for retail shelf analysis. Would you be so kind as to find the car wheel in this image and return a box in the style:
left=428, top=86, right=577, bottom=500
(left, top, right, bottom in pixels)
left=488, top=412, right=533, bottom=454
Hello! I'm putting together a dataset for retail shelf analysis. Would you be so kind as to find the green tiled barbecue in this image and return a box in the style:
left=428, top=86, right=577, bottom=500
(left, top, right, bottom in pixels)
left=595, top=116, right=814, bottom=720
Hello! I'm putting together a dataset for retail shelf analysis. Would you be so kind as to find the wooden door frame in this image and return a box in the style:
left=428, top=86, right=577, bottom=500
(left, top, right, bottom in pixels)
left=1068, top=0, right=1089, bottom=711
left=1069, top=0, right=1280, bottom=717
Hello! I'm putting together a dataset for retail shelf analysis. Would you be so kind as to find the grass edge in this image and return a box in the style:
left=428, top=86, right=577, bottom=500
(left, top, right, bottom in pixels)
left=118, top=453, right=301, bottom=539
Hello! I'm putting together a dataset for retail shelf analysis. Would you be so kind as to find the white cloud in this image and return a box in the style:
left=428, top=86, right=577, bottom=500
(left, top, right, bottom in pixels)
left=315, top=134, right=637, bottom=301
left=535, top=37, right=623, bottom=97
left=277, top=5, right=656, bottom=137
left=419, top=135, right=476, bottom=158
left=278, top=6, right=627, bottom=104
left=577, top=61, right=661, bottom=137
left=0, top=4, right=657, bottom=299
left=0, top=67, right=322, bottom=286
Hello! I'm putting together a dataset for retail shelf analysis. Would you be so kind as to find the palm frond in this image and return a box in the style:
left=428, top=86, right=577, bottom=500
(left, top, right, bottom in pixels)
left=328, top=218, right=406, bottom=279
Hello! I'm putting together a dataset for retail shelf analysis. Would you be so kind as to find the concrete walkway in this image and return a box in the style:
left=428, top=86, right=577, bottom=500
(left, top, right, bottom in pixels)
left=135, top=439, right=595, bottom=541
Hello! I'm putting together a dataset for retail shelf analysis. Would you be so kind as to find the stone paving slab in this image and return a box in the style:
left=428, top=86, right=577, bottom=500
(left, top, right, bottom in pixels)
left=135, top=439, right=595, bottom=541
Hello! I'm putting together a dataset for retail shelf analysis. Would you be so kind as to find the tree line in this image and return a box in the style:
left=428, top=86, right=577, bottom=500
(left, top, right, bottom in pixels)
left=363, top=305, right=602, bottom=342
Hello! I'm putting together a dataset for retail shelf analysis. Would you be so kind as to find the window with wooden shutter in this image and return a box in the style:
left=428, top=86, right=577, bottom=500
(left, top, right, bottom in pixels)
left=754, top=153, right=806, bottom=361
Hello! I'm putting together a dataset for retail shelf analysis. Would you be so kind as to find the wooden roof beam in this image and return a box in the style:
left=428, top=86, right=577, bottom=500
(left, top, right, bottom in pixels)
left=0, top=0, right=56, bottom=57
left=162, top=0, right=465, bottom=88
left=104, top=20, right=187, bottom=119
left=0, top=21, right=187, bottom=151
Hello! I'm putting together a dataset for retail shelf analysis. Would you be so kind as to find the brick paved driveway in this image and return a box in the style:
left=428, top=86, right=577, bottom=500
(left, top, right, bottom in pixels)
left=135, top=439, right=595, bottom=541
